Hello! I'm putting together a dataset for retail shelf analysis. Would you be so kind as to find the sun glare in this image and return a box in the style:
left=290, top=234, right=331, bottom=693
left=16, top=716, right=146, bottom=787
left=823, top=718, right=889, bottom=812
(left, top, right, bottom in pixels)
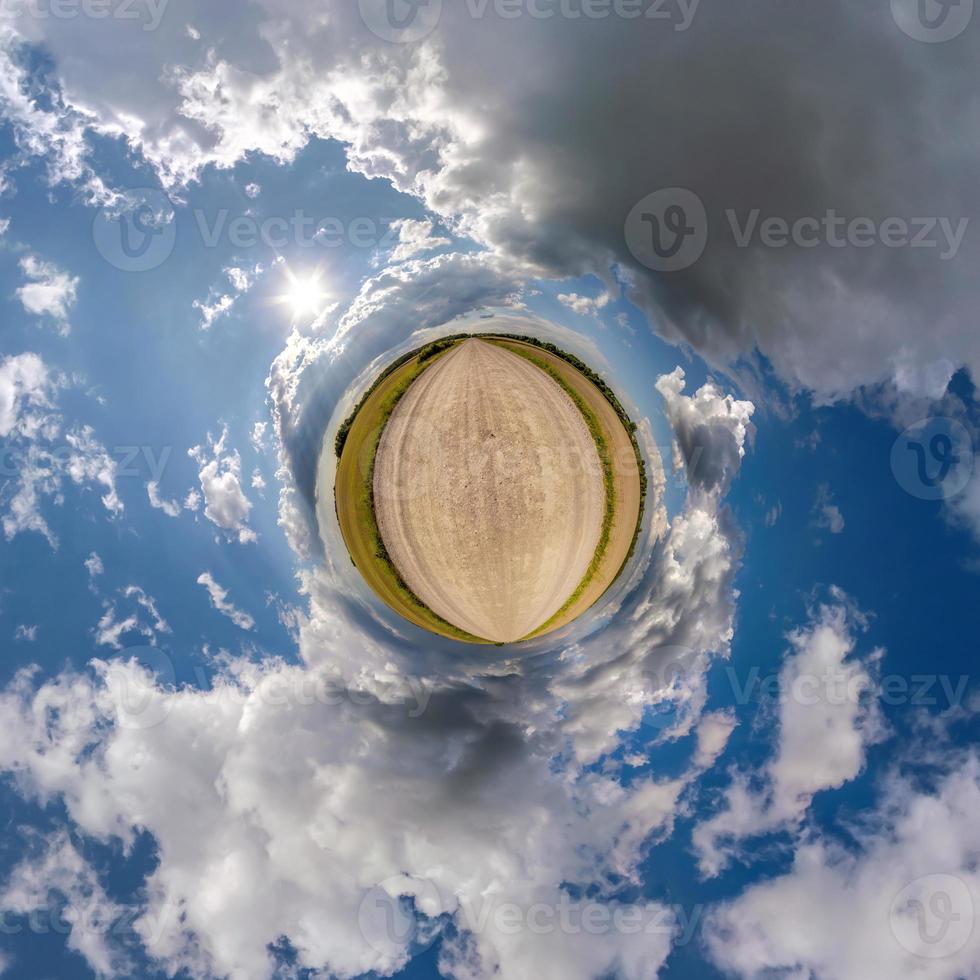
left=279, top=268, right=330, bottom=319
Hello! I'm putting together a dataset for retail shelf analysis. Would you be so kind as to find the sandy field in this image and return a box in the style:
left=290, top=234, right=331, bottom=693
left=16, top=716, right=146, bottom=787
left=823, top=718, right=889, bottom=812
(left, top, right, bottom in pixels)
left=373, top=339, right=605, bottom=643
left=329, top=342, right=485, bottom=642
left=487, top=338, right=643, bottom=636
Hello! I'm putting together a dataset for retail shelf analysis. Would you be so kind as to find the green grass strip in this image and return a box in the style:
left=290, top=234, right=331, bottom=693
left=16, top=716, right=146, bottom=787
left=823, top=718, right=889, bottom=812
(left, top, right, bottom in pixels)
left=336, top=332, right=648, bottom=646
left=335, top=341, right=489, bottom=644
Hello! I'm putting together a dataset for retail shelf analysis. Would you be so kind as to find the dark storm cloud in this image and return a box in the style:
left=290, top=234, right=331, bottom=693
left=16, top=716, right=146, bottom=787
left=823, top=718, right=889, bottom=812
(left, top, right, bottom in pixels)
left=9, top=0, right=978, bottom=401
left=414, top=0, right=979, bottom=399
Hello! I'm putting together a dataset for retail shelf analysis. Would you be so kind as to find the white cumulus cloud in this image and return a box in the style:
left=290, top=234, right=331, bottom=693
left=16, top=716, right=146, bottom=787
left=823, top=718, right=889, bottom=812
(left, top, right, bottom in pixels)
left=693, top=594, right=886, bottom=878
left=16, top=255, right=79, bottom=334
left=0, top=365, right=755, bottom=980
left=188, top=426, right=256, bottom=544
left=196, top=572, right=255, bottom=631
left=703, top=749, right=980, bottom=979
left=146, top=481, right=182, bottom=518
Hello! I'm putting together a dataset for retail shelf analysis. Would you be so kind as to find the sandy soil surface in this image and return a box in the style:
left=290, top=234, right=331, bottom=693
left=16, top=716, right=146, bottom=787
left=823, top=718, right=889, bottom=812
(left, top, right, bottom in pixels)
left=373, top=339, right=605, bottom=643
left=329, top=343, right=483, bottom=642
left=488, top=339, right=643, bottom=636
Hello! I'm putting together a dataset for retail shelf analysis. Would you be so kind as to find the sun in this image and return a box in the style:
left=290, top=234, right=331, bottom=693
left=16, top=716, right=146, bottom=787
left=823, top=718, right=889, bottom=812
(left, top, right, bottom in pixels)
left=278, top=268, right=330, bottom=318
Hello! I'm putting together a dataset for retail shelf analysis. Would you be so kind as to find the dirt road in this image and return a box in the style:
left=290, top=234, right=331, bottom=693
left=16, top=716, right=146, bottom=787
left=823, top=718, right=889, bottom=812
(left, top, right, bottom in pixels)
left=373, top=339, right=605, bottom=643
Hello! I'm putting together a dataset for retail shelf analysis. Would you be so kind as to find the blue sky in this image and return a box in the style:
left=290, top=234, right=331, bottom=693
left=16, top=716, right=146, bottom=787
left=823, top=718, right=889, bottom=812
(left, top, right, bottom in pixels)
left=2, top=4, right=980, bottom=980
